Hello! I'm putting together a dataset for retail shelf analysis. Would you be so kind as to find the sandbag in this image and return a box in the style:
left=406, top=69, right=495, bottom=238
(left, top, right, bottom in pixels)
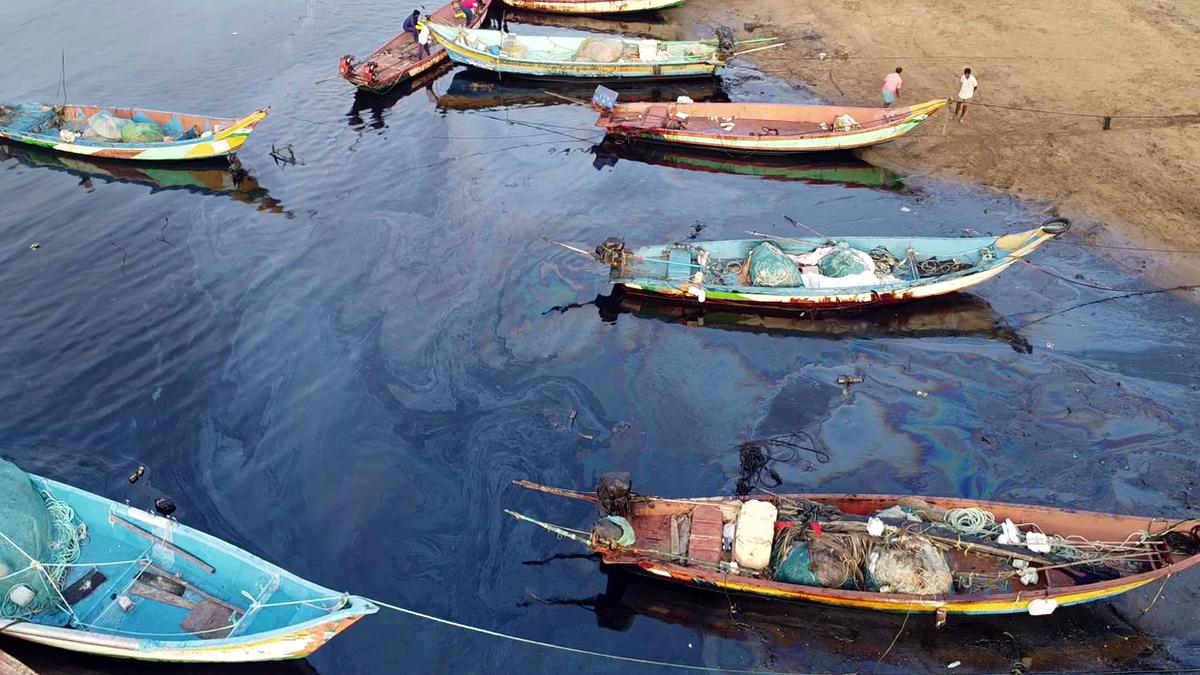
left=817, top=242, right=871, bottom=278
left=120, top=122, right=165, bottom=144
left=748, top=242, right=801, bottom=287
left=576, top=38, right=623, bottom=63
left=733, top=499, right=777, bottom=571
left=867, top=538, right=953, bottom=595
left=87, top=112, right=124, bottom=141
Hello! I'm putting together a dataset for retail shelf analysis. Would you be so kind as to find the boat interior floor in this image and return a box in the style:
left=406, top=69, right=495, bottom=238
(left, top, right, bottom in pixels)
left=611, top=107, right=834, bottom=137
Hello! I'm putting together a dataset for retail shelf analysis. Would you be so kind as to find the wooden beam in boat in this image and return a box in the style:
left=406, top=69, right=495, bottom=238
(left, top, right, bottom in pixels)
left=109, top=515, right=216, bottom=574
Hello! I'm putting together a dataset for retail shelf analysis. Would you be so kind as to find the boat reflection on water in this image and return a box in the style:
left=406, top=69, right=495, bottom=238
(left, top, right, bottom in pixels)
left=435, top=69, right=726, bottom=112
left=347, top=62, right=454, bottom=130
left=540, top=569, right=1160, bottom=673
left=591, top=138, right=906, bottom=190
left=592, top=289, right=1032, bottom=352
left=0, top=142, right=291, bottom=217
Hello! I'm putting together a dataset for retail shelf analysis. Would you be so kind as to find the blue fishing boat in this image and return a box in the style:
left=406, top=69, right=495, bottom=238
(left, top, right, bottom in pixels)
left=0, top=458, right=375, bottom=663
left=594, top=219, right=1070, bottom=311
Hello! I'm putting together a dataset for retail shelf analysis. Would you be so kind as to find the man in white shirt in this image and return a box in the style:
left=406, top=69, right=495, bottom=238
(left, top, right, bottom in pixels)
left=955, top=67, right=979, bottom=121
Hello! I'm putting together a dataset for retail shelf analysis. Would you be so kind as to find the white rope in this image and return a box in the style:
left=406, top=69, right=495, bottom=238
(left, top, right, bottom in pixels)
left=365, top=596, right=807, bottom=674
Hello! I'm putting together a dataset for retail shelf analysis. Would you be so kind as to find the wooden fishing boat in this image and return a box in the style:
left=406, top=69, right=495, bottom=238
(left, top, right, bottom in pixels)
left=0, top=465, right=375, bottom=662
left=501, top=0, right=684, bottom=15
left=427, top=25, right=775, bottom=79
left=340, top=0, right=492, bottom=94
left=594, top=88, right=948, bottom=152
left=510, top=478, right=1200, bottom=616
left=0, top=142, right=289, bottom=216
left=591, top=138, right=905, bottom=189
left=592, top=219, right=1070, bottom=311
left=0, top=104, right=266, bottom=162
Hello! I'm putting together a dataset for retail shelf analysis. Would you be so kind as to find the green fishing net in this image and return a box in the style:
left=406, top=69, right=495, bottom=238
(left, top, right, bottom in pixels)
left=748, top=242, right=801, bottom=287
left=0, top=457, right=82, bottom=618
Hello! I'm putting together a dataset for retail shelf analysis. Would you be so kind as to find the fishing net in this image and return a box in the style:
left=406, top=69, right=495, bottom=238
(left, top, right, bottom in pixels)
left=817, top=242, right=870, bottom=277
left=866, top=538, right=953, bottom=595
left=87, top=112, right=124, bottom=141
left=575, top=38, right=623, bottom=63
left=0, top=457, right=84, bottom=618
left=748, top=242, right=801, bottom=287
left=771, top=527, right=868, bottom=589
left=120, top=122, right=165, bottom=144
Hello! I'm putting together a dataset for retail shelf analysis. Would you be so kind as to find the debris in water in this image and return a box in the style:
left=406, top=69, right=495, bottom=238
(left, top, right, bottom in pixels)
left=129, top=466, right=145, bottom=484
left=568, top=409, right=578, bottom=429
left=29, top=242, right=40, bottom=250
left=270, top=143, right=301, bottom=167
left=916, top=390, right=929, bottom=397
left=901, top=206, right=912, bottom=213
left=577, top=433, right=595, bottom=441
left=947, top=661, right=961, bottom=669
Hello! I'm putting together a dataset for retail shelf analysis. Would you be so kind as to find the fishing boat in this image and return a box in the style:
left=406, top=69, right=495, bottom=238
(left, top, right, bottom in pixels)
left=501, top=0, right=684, bottom=15
left=590, top=138, right=905, bottom=189
left=339, top=0, right=492, bottom=94
left=594, top=87, right=948, bottom=152
left=0, top=458, right=375, bottom=662
left=510, top=477, right=1200, bottom=616
left=0, top=142, right=289, bottom=216
left=589, top=219, right=1070, bottom=311
left=0, top=104, right=266, bottom=162
left=427, top=25, right=776, bottom=79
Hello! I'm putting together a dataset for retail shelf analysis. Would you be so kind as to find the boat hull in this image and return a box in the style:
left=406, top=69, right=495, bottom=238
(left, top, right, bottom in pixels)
left=0, top=105, right=266, bottom=162
left=3, top=475, right=378, bottom=663
left=1, top=612, right=369, bottom=663
left=601, top=99, right=948, bottom=153
left=502, top=0, right=685, bottom=14
left=514, top=481, right=1200, bottom=617
left=612, top=224, right=1062, bottom=312
left=429, top=26, right=723, bottom=79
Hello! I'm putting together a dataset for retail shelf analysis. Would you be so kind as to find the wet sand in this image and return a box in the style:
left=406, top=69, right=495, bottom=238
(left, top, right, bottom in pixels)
left=679, top=0, right=1200, bottom=285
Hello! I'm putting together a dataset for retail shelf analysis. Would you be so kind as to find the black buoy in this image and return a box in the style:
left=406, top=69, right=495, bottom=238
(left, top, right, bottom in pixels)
left=154, top=498, right=177, bottom=518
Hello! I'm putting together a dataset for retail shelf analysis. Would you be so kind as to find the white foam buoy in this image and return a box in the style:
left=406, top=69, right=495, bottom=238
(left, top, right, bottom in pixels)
left=8, top=584, right=35, bottom=608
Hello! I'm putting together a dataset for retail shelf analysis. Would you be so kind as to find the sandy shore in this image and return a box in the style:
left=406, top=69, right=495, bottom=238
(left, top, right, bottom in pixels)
left=677, top=0, right=1200, bottom=285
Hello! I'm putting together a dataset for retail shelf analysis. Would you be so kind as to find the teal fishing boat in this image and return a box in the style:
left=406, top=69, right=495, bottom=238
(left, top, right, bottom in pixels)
left=428, top=25, right=777, bottom=79
left=593, top=219, right=1070, bottom=311
left=0, top=457, right=375, bottom=663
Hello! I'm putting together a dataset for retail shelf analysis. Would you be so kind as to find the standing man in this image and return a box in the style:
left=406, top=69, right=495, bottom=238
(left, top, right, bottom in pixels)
left=881, top=67, right=903, bottom=107
left=403, top=9, right=422, bottom=42
left=955, top=67, right=979, bottom=121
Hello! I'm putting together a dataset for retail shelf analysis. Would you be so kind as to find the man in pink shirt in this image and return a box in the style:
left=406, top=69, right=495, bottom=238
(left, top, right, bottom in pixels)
left=881, top=67, right=903, bottom=107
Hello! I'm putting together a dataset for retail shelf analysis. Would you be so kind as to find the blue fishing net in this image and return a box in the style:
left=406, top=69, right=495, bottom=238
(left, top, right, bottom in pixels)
left=817, top=242, right=868, bottom=277
left=748, top=242, right=801, bottom=287
left=0, top=457, right=82, bottom=618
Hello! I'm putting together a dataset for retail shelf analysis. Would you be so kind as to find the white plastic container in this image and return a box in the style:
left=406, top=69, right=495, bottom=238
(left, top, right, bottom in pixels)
left=733, top=500, right=778, bottom=571
left=639, top=39, right=659, bottom=62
